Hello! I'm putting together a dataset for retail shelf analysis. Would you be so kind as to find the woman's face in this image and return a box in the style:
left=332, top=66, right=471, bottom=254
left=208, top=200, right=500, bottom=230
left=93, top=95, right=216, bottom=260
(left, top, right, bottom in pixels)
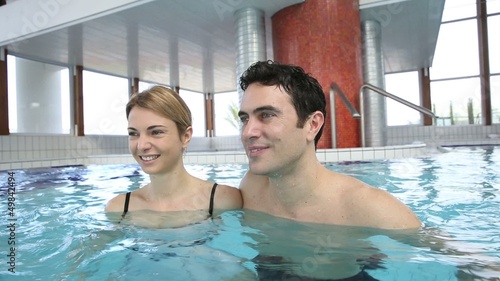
left=127, top=106, right=191, bottom=175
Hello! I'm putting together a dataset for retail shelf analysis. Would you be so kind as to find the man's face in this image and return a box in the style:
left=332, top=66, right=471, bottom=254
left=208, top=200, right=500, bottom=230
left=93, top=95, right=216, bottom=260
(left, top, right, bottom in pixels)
left=238, top=83, right=310, bottom=177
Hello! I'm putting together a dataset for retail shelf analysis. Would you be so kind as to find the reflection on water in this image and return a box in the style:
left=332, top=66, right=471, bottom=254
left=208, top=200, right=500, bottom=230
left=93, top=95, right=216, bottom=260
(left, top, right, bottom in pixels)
left=238, top=210, right=389, bottom=280
left=0, top=147, right=499, bottom=280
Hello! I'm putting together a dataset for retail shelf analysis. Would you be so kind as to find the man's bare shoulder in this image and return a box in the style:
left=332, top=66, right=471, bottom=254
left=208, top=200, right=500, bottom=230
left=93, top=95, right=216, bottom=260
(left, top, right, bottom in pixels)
left=337, top=178, right=421, bottom=229
left=239, top=171, right=269, bottom=210
left=317, top=169, right=421, bottom=229
left=213, top=184, right=243, bottom=210
left=239, top=171, right=268, bottom=195
left=239, top=168, right=421, bottom=229
left=367, top=188, right=421, bottom=229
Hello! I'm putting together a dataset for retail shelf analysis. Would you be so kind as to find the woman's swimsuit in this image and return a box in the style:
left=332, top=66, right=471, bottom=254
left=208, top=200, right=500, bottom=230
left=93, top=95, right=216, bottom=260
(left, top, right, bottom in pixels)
left=121, top=183, right=218, bottom=219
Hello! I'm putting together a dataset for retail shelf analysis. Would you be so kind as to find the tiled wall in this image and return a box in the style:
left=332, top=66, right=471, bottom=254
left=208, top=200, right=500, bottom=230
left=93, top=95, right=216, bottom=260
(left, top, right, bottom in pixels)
left=182, top=143, right=428, bottom=165
left=187, top=136, right=243, bottom=152
left=386, top=124, right=500, bottom=147
left=0, top=134, right=243, bottom=170
left=316, top=143, right=428, bottom=163
left=1, top=124, right=499, bottom=170
left=0, top=135, right=129, bottom=170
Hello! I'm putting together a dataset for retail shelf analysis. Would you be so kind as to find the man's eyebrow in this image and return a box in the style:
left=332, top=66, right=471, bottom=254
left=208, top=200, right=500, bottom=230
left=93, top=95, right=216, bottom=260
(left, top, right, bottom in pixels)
left=255, top=105, right=281, bottom=113
left=238, top=106, right=282, bottom=117
left=237, top=110, right=247, bottom=118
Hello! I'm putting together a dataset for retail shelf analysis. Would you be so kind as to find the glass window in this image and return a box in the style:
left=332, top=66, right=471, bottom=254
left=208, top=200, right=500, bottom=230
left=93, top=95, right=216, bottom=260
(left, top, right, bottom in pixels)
left=491, top=75, right=500, bottom=124
left=138, top=81, right=157, bottom=93
left=487, top=0, right=500, bottom=14
left=179, top=89, right=205, bottom=137
left=8, top=56, right=70, bottom=134
left=441, top=0, right=477, bottom=22
left=214, top=91, right=240, bottom=136
left=430, top=77, right=481, bottom=126
left=488, top=15, right=500, bottom=74
left=83, top=71, right=129, bottom=135
left=385, top=71, right=421, bottom=126
left=430, top=19, right=480, bottom=80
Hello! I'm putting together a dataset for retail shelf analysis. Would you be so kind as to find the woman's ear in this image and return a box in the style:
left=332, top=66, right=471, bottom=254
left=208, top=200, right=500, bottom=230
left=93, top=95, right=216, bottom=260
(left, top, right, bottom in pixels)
left=306, top=111, right=324, bottom=142
left=181, top=126, right=193, bottom=149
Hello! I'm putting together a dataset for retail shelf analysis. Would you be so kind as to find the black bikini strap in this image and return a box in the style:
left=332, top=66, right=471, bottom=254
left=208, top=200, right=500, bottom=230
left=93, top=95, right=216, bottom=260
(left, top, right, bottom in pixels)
left=121, top=192, right=131, bottom=219
left=208, top=183, right=218, bottom=216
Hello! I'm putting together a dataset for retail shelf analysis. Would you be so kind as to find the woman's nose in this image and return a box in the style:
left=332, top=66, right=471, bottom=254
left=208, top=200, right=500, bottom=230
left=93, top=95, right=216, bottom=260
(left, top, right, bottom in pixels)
left=137, top=135, right=152, bottom=151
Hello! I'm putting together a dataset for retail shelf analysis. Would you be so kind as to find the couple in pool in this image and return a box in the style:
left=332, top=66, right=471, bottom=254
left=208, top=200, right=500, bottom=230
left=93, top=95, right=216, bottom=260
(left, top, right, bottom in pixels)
left=105, top=60, right=421, bottom=280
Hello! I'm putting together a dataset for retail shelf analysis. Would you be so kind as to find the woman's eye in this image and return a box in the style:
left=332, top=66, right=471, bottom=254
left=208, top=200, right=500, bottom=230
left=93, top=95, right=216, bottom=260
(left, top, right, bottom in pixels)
left=151, top=130, right=164, bottom=136
left=128, top=131, right=138, bottom=137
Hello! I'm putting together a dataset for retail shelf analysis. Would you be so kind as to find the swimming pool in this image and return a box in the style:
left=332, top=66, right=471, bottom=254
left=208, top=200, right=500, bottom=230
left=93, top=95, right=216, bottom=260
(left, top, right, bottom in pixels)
left=0, top=146, right=499, bottom=280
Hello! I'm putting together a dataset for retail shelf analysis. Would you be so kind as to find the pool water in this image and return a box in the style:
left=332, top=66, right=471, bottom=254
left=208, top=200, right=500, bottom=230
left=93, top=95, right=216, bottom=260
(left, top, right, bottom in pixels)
left=0, top=146, right=499, bottom=280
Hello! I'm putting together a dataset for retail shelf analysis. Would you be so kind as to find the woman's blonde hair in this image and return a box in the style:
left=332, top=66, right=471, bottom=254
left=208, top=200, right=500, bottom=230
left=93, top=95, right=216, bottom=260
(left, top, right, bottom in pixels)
left=126, top=86, right=192, bottom=138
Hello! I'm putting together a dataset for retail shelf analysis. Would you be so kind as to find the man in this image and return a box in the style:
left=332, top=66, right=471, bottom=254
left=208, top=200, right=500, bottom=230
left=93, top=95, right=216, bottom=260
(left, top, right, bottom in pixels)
left=238, top=60, right=421, bottom=230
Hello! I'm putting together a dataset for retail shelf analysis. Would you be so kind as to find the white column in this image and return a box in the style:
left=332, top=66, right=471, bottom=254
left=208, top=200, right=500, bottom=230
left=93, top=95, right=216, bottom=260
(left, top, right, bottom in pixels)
left=16, top=57, right=63, bottom=133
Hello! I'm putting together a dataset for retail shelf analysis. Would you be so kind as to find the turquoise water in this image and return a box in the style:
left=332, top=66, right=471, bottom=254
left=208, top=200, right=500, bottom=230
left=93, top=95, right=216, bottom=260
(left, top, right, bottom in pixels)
left=0, top=146, right=499, bottom=280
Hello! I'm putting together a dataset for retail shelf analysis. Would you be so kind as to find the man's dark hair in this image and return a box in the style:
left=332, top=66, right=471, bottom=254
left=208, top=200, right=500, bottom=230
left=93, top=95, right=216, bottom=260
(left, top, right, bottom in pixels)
left=239, top=60, right=327, bottom=148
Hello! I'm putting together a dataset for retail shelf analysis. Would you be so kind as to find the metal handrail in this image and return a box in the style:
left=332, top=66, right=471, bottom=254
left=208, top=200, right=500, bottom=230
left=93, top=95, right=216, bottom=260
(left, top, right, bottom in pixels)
left=330, top=82, right=361, bottom=148
left=360, top=83, right=438, bottom=147
left=330, top=82, right=361, bottom=118
left=330, top=82, right=438, bottom=147
left=360, top=83, right=437, bottom=118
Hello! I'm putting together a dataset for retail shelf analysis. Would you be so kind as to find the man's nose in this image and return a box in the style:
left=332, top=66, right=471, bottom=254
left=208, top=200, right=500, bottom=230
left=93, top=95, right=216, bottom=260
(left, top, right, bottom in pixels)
left=241, top=118, right=261, bottom=139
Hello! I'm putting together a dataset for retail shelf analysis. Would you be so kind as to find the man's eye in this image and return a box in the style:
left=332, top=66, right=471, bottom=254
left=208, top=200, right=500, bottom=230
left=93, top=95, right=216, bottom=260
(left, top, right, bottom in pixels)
left=261, top=112, right=274, bottom=119
left=239, top=116, right=249, bottom=123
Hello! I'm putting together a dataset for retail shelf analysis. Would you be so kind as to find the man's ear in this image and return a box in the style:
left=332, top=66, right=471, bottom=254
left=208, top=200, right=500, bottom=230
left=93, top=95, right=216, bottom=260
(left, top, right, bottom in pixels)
left=181, top=126, right=193, bottom=149
left=306, top=111, right=324, bottom=142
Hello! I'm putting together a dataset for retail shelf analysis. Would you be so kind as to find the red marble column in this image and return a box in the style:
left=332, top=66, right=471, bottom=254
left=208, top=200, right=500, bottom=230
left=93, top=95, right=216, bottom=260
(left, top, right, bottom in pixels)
left=272, top=0, right=362, bottom=148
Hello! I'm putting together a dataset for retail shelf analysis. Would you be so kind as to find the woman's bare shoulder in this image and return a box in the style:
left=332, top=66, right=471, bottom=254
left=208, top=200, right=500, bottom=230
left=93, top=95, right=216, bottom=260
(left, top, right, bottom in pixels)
left=105, top=193, right=128, bottom=213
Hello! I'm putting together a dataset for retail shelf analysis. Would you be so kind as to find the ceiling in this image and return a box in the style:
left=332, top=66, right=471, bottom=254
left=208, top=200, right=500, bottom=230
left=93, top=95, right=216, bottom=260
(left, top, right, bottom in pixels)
left=360, top=0, right=445, bottom=74
left=1, top=0, right=444, bottom=93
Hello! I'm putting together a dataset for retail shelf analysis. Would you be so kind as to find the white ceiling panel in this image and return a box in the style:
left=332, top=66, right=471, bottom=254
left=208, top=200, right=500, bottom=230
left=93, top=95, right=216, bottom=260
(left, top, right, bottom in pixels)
left=3, top=0, right=443, bottom=92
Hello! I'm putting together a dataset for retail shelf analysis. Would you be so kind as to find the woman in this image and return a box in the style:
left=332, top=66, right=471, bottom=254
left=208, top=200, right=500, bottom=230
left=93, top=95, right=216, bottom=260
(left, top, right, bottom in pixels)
left=105, top=86, right=242, bottom=228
